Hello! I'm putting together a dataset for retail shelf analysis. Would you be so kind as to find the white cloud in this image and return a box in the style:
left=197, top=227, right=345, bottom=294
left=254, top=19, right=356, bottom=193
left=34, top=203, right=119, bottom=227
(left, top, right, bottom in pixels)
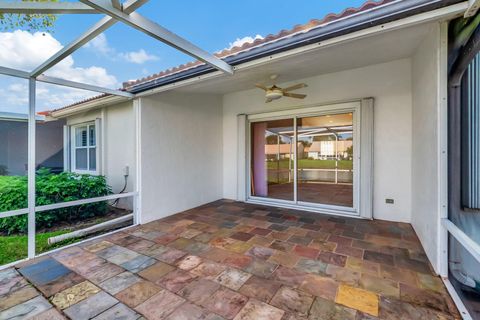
left=87, top=33, right=158, bottom=64
left=119, top=49, right=159, bottom=64
left=226, top=34, right=263, bottom=50
left=0, top=30, right=118, bottom=87
left=84, top=33, right=114, bottom=56
left=0, top=30, right=118, bottom=111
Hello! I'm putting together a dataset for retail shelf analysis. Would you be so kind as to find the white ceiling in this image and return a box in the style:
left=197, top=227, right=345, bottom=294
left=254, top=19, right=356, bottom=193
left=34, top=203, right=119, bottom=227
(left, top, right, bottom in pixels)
left=176, top=22, right=435, bottom=95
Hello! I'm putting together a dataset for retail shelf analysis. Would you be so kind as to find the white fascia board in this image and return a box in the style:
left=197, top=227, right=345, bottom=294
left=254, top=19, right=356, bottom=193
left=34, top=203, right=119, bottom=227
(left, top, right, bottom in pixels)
left=465, top=0, right=480, bottom=17
left=0, top=1, right=98, bottom=14
left=50, top=95, right=130, bottom=119
left=135, top=2, right=468, bottom=98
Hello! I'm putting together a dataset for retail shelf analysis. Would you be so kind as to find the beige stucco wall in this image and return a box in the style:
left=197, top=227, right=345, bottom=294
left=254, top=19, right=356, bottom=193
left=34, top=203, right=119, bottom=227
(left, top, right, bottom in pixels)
left=411, top=23, right=444, bottom=273
left=139, top=92, right=223, bottom=224
left=66, top=101, right=136, bottom=208
left=223, top=58, right=413, bottom=223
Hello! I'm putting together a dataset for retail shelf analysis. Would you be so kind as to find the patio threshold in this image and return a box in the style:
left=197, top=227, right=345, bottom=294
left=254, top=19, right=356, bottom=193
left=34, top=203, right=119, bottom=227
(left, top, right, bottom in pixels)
left=0, top=200, right=460, bottom=319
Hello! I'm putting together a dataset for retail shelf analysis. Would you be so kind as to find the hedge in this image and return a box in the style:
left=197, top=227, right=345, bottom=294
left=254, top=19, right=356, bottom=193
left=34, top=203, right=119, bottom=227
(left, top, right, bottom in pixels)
left=0, top=169, right=112, bottom=234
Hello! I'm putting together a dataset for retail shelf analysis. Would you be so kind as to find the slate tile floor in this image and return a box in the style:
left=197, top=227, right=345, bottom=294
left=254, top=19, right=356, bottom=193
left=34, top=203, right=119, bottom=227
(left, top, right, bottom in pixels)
left=0, top=200, right=460, bottom=319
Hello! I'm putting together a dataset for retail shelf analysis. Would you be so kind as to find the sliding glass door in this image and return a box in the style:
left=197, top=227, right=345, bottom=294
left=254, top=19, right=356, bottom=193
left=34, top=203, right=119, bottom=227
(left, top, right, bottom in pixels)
left=297, top=113, right=354, bottom=207
left=251, top=119, right=295, bottom=201
left=249, top=105, right=358, bottom=214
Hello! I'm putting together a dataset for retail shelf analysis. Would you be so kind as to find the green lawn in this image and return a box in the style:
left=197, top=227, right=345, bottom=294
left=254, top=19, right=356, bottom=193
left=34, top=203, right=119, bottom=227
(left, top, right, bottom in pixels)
left=267, top=159, right=353, bottom=170
left=0, top=230, right=80, bottom=265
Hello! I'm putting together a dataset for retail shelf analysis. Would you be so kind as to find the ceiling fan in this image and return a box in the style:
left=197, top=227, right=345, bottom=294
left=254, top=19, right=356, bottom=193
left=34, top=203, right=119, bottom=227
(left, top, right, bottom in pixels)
left=255, top=75, right=308, bottom=103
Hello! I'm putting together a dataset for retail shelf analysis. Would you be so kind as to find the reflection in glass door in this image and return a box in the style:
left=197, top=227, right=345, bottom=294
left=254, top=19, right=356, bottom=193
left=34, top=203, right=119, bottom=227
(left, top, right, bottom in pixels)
left=297, top=113, right=353, bottom=207
left=251, top=119, right=294, bottom=201
left=250, top=111, right=354, bottom=210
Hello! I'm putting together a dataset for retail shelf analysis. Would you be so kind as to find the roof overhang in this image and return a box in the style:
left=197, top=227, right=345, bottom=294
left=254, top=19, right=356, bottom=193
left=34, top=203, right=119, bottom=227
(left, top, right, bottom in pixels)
left=47, top=0, right=469, bottom=116
left=132, top=0, right=468, bottom=96
left=50, top=95, right=129, bottom=118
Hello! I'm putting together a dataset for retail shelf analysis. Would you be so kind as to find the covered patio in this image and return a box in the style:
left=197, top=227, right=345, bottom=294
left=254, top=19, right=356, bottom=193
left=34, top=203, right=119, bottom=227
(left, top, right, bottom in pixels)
left=2, top=0, right=480, bottom=319
left=0, top=200, right=459, bottom=319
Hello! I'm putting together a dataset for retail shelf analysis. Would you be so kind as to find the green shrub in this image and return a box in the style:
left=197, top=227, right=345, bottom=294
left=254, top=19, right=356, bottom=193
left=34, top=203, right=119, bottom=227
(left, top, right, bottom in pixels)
left=0, top=169, right=112, bottom=234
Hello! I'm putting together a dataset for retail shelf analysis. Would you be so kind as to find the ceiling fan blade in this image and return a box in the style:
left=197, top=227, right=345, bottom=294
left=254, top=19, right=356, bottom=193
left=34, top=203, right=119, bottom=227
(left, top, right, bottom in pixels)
left=255, top=83, right=268, bottom=91
left=283, top=83, right=307, bottom=92
left=283, top=92, right=307, bottom=99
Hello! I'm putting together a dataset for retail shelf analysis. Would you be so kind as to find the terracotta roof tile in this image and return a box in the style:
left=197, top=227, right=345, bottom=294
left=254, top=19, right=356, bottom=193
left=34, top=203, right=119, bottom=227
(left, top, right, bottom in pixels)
left=50, top=0, right=395, bottom=113
left=122, top=0, right=395, bottom=90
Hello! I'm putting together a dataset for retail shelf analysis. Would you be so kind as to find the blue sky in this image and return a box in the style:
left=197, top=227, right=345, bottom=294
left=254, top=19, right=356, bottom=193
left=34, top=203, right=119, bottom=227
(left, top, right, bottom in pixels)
left=0, top=0, right=366, bottom=112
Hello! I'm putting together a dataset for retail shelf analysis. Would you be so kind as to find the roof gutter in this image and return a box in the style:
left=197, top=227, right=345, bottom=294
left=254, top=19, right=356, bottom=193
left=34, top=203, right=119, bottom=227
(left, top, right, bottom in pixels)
left=50, top=95, right=128, bottom=118
left=129, top=0, right=465, bottom=94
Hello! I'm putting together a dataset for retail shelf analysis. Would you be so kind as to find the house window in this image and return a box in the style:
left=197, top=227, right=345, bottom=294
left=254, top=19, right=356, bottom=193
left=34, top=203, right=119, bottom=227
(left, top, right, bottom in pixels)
left=71, top=123, right=97, bottom=174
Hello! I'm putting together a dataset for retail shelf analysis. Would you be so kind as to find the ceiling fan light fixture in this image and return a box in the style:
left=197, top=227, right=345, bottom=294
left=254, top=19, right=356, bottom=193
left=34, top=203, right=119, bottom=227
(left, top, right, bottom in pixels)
left=265, top=88, right=283, bottom=100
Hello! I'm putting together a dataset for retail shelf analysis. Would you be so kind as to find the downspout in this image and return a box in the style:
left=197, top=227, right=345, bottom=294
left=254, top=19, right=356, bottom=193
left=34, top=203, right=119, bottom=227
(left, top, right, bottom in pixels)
left=448, top=19, right=480, bottom=292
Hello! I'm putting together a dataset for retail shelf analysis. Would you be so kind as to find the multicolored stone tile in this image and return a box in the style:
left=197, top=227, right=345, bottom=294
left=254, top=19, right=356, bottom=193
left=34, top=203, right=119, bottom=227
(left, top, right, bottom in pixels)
left=324, top=264, right=360, bottom=286
left=115, top=280, right=161, bottom=308
left=36, top=271, right=84, bottom=297
left=176, top=255, right=203, bottom=270
left=0, top=200, right=461, bottom=320
left=309, top=297, right=356, bottom=320
left=363, top=251, right=394, bottom=266
left=0, top=284, right=38, bottom=312
left=92, top=303, right=139, bottom=320
left=299, top=274, right=338, bottom=301
left=416, top=273, right=445, bottom=293
left=293, top=245, right=319, bottom=259
left=233, top=299, right=284, bottom=320
left=135, top=289, right=185, bottom=319
left=156, top=247, right=187, bottom=264
left=214, top=268, right=251, bottom=290
left=203, top=287, right=248, bottom=319
left=317, top=251, right=347, bottom=267
left=63, top=291, right=118, bottom=320
left=230, top=232, right=255, bottom=242
left=157, top=269, right=197, bottom=293
left=268, top=251, right=300, bottom=268
left=165, top=302, right=210, bottom=320
left=295, top=258, right=327, bottom=275
left=245, top=246, right=275, bottom=260
left=399, top=283, right=450, bottom=314
left=359, top=274, right=400, bottom=298
left=272, top=266, right=307, bottom=288
left=191, top=261, right=227, bottom=280
left=30, top=307, right=66, bottom=320
left=335, top=284, right=379, bottom=317
left=345, top=257, right=380, bottom=276
left=270, top=286, right=314, bottom=316
left=238, top=276, right=282, bottom=303
left=83, top=240, right=114, bottom=253
left=138, top=261, right=175, bottom=282
left=243, top=259, right=278, bottom=278
left=121, top=255, right=156, bottom=273
left=178, top=278, right=221, bottom=305
left=379, top=265, right=418, bottom=287
left=0, top=296, right=52, bottom=320
left=99, top=271, right=141, bottom=295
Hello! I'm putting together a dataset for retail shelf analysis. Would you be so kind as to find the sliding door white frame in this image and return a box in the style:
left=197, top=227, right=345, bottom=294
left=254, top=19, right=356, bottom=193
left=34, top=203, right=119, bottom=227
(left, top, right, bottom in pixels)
left=244, top=99, right=373, bottom=219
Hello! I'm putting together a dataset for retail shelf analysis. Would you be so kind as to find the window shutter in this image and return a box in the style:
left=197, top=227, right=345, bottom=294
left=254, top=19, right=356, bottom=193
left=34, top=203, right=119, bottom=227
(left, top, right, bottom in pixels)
left=63, top=125, right=70, bottom=172
left=462, top=54, right=480, bottom=210
left=95, top=118, right=102, bottom=175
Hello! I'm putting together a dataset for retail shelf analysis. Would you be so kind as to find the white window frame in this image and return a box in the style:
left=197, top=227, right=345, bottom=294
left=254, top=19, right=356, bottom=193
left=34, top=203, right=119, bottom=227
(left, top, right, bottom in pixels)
left=70, top=121, right=99, bottom=175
